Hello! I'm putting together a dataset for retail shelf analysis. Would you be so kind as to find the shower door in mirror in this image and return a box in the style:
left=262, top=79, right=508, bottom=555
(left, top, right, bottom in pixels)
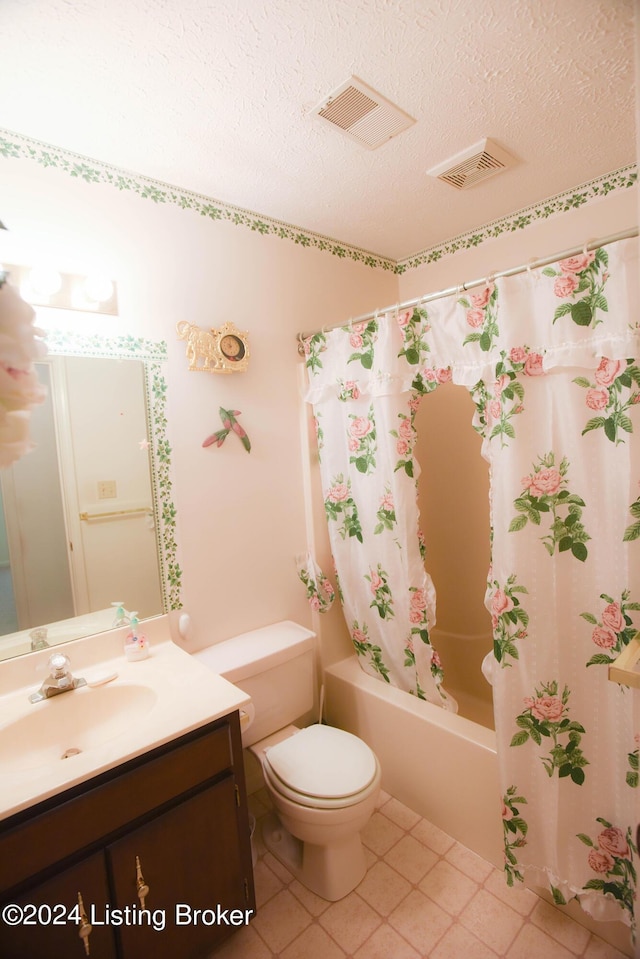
left=0, top=355, right=162, bottom=642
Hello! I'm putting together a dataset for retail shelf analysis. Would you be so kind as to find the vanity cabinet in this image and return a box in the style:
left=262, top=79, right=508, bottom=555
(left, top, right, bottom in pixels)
left=0, top=710, right=255, bottom=958
left=4, top=854, right=118, bottom=958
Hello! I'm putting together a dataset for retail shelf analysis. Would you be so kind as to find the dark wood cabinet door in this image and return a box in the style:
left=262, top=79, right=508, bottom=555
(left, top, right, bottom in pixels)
left=0, top=852, right=117, bottom=959
left=107, top=778, right=252, bottom=958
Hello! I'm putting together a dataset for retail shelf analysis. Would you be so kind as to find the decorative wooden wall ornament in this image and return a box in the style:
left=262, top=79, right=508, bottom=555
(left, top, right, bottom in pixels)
left=202, top=408, right=251, bottom=453
left=176, top=320, right=249, bottom=373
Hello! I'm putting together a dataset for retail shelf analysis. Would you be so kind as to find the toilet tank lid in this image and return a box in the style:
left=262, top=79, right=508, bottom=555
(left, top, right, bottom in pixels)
left=193, top=620, right=315, bottom=683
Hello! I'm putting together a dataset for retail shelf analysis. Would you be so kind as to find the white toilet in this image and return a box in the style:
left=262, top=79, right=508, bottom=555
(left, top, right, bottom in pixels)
left=194, top=621, right=381, bottom=901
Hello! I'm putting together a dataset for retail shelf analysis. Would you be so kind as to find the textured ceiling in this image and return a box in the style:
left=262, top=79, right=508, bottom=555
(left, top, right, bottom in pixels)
left=0, top=0, right=636, bottom=261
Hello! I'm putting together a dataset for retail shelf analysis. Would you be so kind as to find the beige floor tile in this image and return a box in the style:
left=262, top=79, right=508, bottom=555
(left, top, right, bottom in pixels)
left=353, top=924, right=421, bottom=959
left=506, top=922, right=576, bottom=959
left=280, top=922, right=347, bottom=959
left=388, top=888, right=453, bottom=954
left=364, top=844, right=378, bottom=870
left=356, top=860, right=412, bottom=916
left=251, top=888, right=312, bottom=953
left=384, top=833, right=439, bottom=884
left=253, top=787, right=273, bottom=810
left=380, top=797, right=422, bottom=830
left=530, top=899, right=591, bottom=954
left=419, top=858, right=479, bottom=916
left=288, top=878, right=332, bottom=916
left=251, top=825, right=268, bottom=862
left=318, top=892, right=382, bottom=953
left=410, top=817, right=456, bottom=855
left=430, top=923, right=501, bottom=959
left=206, top=923, right=271, bottom=959
left=375, top=789, right=392, bottom=809
left=444, top=840, right=495, bottom=882
left=484, top=867, right=538, bottom=916
left=583, top=933, right=633, bottom=958
left=246, top=796, right=635, bottom=959
left=248, top=792, right=270, bottom=819
left=261, top=848, right=294, bottom=885
left=253, top=858, right=285, bottom=908
left=458, top=888, right=524, bottom=954
left=361, top=811, right=405, bottom=856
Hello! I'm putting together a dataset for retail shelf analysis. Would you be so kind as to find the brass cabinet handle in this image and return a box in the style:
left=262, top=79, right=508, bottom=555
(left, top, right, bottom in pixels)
left=135, top=855, right=149, bottom=909
left=77, top=891, right=92, bottom=956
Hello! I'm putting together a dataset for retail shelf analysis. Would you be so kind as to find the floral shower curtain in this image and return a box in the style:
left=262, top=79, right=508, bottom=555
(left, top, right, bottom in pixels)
left=304, top=317, right=451, bottom=708
left=304, top=236, right=638, bottom=932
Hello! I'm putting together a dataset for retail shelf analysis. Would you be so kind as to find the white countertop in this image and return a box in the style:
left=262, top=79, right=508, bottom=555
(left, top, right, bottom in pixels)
left=0, top=617, right=250, bottom=821
left=0, top=608, right=117, bottom=662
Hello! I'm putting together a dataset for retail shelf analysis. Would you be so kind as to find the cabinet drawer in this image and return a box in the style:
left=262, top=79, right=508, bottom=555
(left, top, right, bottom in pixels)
left=0, top=720, right=233, bottom=895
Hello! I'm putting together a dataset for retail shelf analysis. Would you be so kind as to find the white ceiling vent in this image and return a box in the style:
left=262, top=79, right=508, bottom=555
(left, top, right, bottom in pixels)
left=311, top=76, right=416, bottom=150
left=427, top=139, right=514, bottom=189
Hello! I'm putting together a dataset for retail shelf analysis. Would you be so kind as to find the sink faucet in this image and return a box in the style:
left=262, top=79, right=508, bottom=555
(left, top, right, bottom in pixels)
left=29, top=627, right=50, bottom=652
left=29, top=653, right=87, bottom=704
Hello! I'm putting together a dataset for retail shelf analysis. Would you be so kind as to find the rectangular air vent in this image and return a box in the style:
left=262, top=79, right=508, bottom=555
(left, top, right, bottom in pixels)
left=427, top=139, right=514, bottom=189
left=311, top=76, right=416, bottom=150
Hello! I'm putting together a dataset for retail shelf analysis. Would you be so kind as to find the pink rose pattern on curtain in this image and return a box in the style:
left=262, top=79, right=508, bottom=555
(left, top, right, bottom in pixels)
left=304, top=237, right=639, bottom=936
left=304, top=315, right=450, bottom=707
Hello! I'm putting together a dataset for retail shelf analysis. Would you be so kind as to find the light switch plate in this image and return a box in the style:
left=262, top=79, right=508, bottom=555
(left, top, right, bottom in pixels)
left=98, top=480, right=117, bottom=499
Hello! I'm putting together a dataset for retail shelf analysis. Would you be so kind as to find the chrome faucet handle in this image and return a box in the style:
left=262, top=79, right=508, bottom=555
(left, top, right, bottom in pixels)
left=29, top=627, right=50, bottom=651
left=48, top=653, right=71, bottom=678
left=29, top=652, right=86, bottom=703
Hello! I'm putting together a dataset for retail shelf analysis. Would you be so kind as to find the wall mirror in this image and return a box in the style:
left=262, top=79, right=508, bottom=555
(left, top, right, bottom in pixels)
left=0, top=329, right=181, bottom=661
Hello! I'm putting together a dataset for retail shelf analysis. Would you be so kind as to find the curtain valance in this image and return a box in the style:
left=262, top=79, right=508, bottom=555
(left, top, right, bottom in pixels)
left=304, top=238, right=639, bottom=402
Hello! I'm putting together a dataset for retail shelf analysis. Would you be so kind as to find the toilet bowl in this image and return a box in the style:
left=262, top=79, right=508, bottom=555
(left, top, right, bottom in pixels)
left=193, top=621, right=382, bottom=901
left=251, top=724, right=381, bottom=900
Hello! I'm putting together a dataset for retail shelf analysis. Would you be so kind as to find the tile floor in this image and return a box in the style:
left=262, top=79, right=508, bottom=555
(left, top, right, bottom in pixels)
left=214, top=788, right=632, bottom=959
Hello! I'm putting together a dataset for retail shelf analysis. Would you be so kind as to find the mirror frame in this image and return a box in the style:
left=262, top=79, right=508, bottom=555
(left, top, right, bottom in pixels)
left=32, top=327, right=182, bottom=623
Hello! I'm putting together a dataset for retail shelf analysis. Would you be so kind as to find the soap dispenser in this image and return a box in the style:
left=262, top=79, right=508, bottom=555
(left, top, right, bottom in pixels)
left=111, top=601, right=131, bottom=629
left=124, top=612, right=149, bottom=662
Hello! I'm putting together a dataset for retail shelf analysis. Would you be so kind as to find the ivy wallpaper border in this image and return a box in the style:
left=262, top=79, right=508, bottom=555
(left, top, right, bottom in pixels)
left=0, top=128, right=395, bottom=273
left=0, top=128, right=636, bottom=276
left=396, top=165, right=637, bottom=274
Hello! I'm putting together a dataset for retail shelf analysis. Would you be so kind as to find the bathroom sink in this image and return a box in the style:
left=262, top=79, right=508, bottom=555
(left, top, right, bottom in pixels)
left=0, top=620, right=252, bottom=821
left=0, top=683, right=158, bottom=772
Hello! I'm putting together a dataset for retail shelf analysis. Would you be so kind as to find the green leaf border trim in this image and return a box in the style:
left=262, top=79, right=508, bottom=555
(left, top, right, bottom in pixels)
left=45, top=330, right=182, bottom=612
left=397, top=166, right=637, bottom=274
left=1, top=128, right=635, bottom=275
left=0, top=129, right=393, bottom=273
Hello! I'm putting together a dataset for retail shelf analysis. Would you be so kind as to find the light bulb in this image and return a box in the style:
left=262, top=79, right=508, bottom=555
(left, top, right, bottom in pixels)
left=83, top=274, right=114, bottom=303
left=29, top=266, right=62, bottom=297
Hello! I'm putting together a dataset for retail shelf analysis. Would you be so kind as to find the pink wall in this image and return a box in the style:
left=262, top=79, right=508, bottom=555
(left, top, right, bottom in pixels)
left=0, top=155, right=397, bottom=653
left=0, top=150, right=635, bottom=669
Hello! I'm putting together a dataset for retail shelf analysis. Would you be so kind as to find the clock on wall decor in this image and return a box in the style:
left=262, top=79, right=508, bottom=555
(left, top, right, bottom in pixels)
left=216, top=322, right=249, bottom=371
left=176, top=320, right=250, bottom=373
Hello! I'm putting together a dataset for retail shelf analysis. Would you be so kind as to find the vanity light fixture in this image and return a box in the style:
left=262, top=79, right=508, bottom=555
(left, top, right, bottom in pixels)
left=1, top=263, right=119, bottom=315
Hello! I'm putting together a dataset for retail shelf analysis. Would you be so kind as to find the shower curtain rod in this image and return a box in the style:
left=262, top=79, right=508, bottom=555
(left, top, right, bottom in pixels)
left=297, top=226, right=638, bottom=346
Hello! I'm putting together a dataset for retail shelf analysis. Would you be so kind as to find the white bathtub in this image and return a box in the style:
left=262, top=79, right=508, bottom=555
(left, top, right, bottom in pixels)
left=323, top=655, right=503, bottom=867
left=323, top=656, right=635, bottom=955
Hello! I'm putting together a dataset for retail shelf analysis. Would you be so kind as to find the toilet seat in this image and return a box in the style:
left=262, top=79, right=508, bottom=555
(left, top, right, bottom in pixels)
left=262, top=724, right=379, bottom=809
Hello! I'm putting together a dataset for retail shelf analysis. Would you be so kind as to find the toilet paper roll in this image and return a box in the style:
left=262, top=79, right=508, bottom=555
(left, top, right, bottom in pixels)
left=239, top=701, right=255, bottom=732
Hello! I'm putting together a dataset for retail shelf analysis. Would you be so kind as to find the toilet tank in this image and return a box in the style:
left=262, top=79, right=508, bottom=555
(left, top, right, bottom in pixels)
left=193, top=621, right=316, bottom=746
